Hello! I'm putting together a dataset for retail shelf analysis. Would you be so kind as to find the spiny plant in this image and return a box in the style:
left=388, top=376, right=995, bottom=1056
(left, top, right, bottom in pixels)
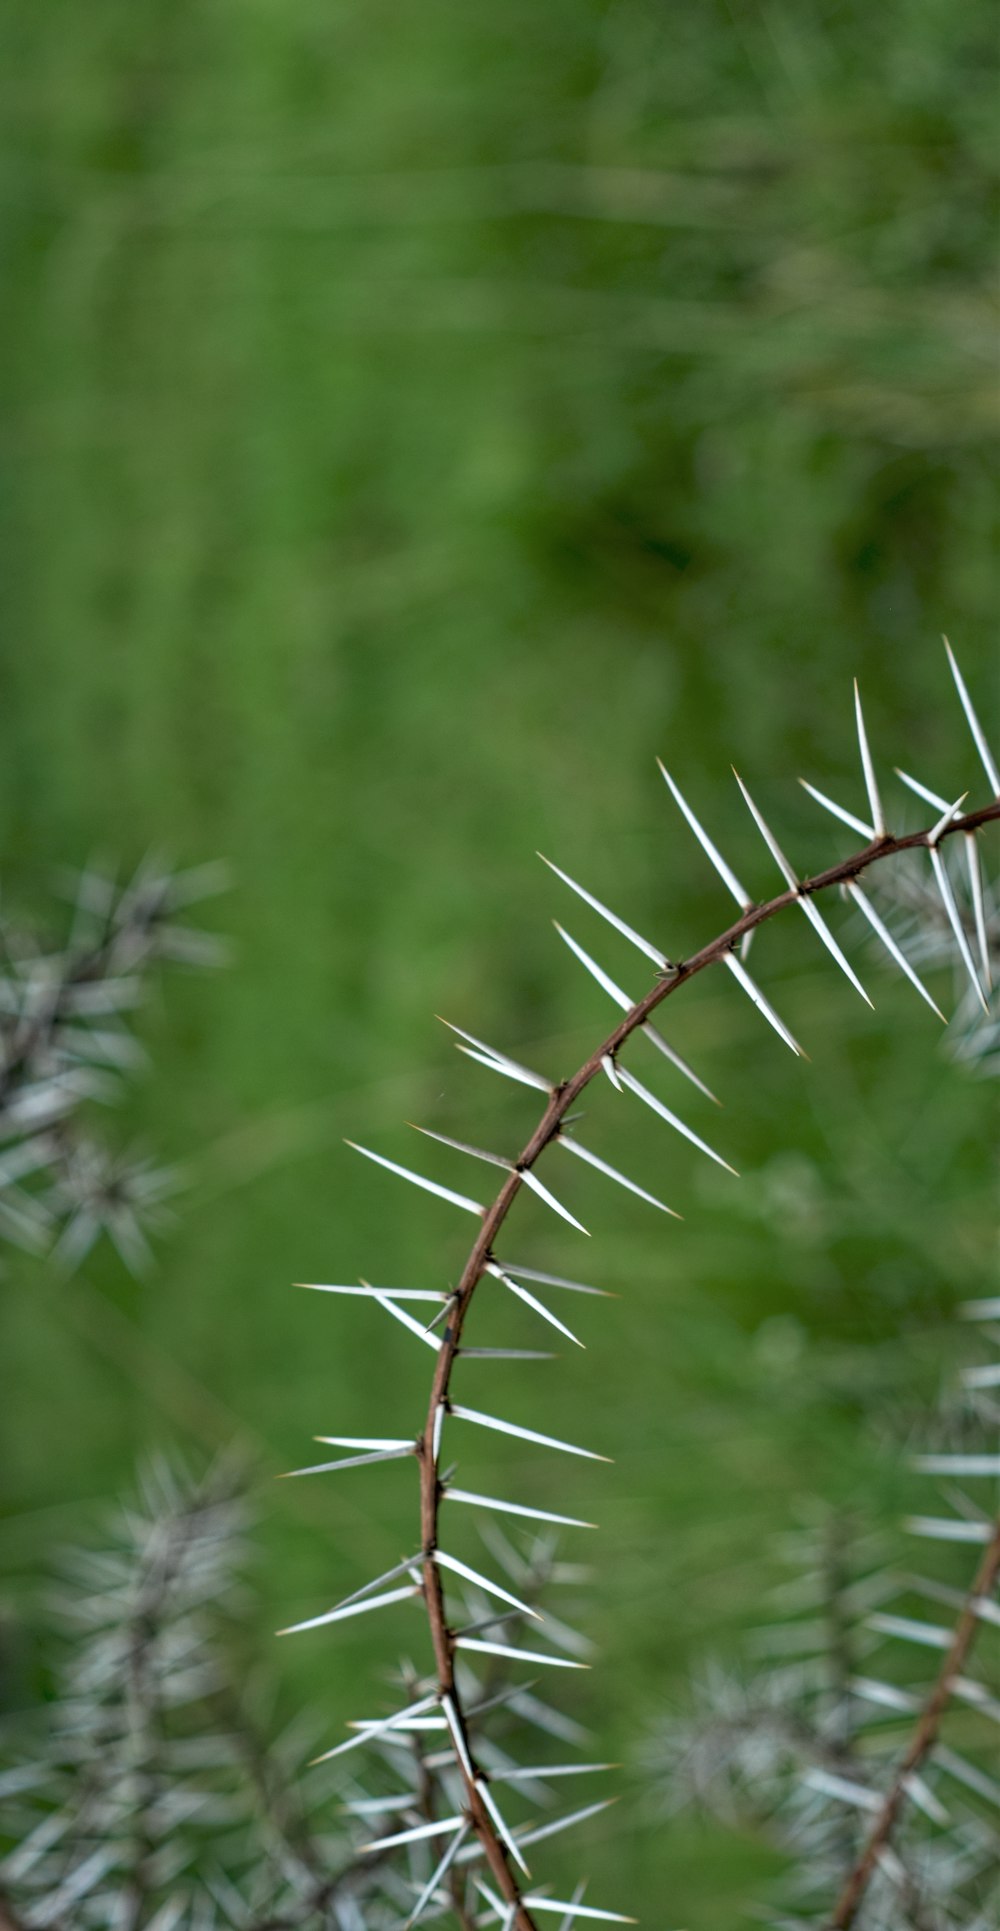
left=280, top=641, right=999, bottom=1928
left=0, top=857, right=225, bottom=1275
left=0, top=1462, right=599, bottom=1931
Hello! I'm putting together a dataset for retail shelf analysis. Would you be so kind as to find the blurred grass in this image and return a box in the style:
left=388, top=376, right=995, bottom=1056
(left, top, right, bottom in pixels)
left=0, top=1, right=997, bottom=1921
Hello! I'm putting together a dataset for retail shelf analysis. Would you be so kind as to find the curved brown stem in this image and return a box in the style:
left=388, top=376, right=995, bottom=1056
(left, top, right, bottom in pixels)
left=412, top=799, right=1000, bottom=1925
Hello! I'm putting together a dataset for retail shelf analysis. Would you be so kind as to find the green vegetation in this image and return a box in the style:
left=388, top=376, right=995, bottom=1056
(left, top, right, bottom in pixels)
left=1, top=2, right=995, bottom=1920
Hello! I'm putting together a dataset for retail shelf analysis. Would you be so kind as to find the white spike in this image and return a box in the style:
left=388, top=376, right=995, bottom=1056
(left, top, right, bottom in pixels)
left=554, top=920, right=630, bottom=1011
left=615, top=1064, right=738, bottom=1174
left=332, top=1554, right=424, bottom=1609
left=928, top=790, right=968, bottom=846
left=405, top=1820, right=471, bottom=1926
left=456, top=1636, right=589, bottom=1669
left=553, top=922, right=718, bottom=1102
left=845, top=883, right=946, bottom=1021
left=517, top=1797, right=618, bottom=1847
left=964, top=834, right=992, bottom=989
left=486, top=1263, right=585, bottom=1348
left=963, top=1362, right=1000, bottom=1388
left=440, top=1018, right=552, bottom=1093
left=444, top=1485, right=597, bottom=1529
left=641, top=1019, right=720, bottom=1102
left=458, top=1045, right=554, bottom=1092
left=460, top=1346, right=556, bottom=1360
left=509, top=1690, right=591, bottom=1746
left=520, top=1901, right=636, bottom=1924
left=369, top=1288, right=442, bottom=1351
left=476, top=1777, right=530, bottom=1874
left=281, top=1446, right=414, bottom=1478
left=299, top=1283, right=448, bottom=1304
left=538, top=855, right=668, bottom=967
left=450, top=1403, right=610, bottom=1461
left=411, top=1124, right=510, bottom=1170
left=310, top=1692, right=439, bottom=1763
left=722, top=951, right=805, bottom=1055
left=895, top=767, right=949, bottom=813
left=944, top=636, right=1000, bottom=793
left=434, top=1548, right=542, bottom=1621
left=441, top=1691, right=477, bottom=1781
left=905, top=1516, right=991, bottom=1544
left=432, top=1401, right=446, bottom=1461
left=277, top=1581, right=419, bottom=1636
left=854, top=680, right=885, bottom=836
left=960, top=1296, right=1000, bottom=1318
left=518, top=1166, right=590, bottom=1236
left=361, top=1813, right=465, bottom=1854
left=558, top=1132, right=680, bottom=1216
left=315, top=1435, right=415, bottom=1450
left=929, top=842, right=988, bottom=1012
left=558, top=1882, right=589, bottom=1931
left=796, top=892, right=874, bottom=1007
left=494, top=1762, right=613, bottom=1783
left=803, top=1768, right=880, bottom=1813
left=935, top=1742, right=1000, bottom=1809
left=913, top=1451, right=1000, bottom=1475
left=798, top=779, right=875, bottom=841
left=345, top=1142, right=484, bottom=1216
left=600, top=1052, right=622, bottom=1091
left=868, top=1612, right=951, bottom=1651
left=497, top=1262, right=612, bottom=1298
left=732, top=770, right=799, bottom=888
left=657, top=760, right=750, bottom=907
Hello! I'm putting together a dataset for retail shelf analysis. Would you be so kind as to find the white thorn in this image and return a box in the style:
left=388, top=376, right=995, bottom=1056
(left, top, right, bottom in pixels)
left=538, top=854, right=668, bottom=967
left=443, top=1484, right=597, bottom=1528
left=798, top=778, right=875, bottom=841
left=928, top=842, right=988, bottom=1012
left=722, top=951, right=805, bottom=1055
left=732, top=770, right=798, bottom=888
left=795, top=891, right=874, bottom=1007
left=964, top=833, right=992, bottom=989
left=519, top=1165, right=590, bottom=1236
left=656, top=759, right=750, bottom=907
left=345, top=1142, right=484, bottom=1216
left=450, top=1403, right=610, bottom=1460
left=434, top=1548, right=543, bottom=1621
left=558, top=1132, right=680, bottom=1216
left=615, top=1064, right=738, bottom=1174
left=486, top=1262, right=585, bottom=1347
left=854, top=679, right=885, bottom=836
left=944, top=636, right=1000, bottom=794
left=277, top=1581, right=419, bottom=1637
left=845, top=883, right=946, bottom=1022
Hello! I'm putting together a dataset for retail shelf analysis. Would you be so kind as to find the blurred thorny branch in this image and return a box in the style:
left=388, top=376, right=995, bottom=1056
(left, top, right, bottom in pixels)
left=0, top=856, right=228, bottom=1277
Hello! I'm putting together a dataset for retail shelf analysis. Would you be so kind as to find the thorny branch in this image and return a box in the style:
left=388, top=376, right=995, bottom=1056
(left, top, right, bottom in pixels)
left=411, top=798, right=1000, bottom=1928
left=827, top=1510, right=1000, bottom=1929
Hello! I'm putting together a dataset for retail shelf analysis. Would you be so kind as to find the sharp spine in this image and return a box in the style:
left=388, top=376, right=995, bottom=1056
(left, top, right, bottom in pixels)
left=539, top=854, right=668, bottom=967
left=615, top=1063, right=738, bottom=1174
left=449, top=1403, right=610, bottom=1461
left=345, top=1141, right=484, bottom=1216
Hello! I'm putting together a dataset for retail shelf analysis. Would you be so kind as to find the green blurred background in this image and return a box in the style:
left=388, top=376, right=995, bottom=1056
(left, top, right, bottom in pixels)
left=1, top=1, right=997, bottom=1920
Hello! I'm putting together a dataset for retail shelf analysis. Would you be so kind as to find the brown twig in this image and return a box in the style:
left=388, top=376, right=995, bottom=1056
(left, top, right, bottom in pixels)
left=827, top=1509, right=1000, bottom=1928
left=404, top=798, right=1000, bottom=1927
